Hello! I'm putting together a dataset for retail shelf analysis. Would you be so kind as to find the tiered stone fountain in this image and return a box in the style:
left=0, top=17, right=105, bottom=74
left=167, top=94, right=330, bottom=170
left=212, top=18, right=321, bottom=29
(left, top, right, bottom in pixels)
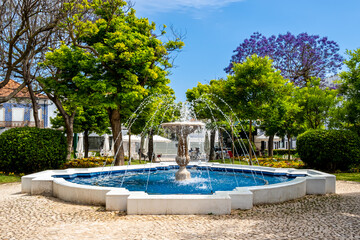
left=161, top=121, right=205, bottom=180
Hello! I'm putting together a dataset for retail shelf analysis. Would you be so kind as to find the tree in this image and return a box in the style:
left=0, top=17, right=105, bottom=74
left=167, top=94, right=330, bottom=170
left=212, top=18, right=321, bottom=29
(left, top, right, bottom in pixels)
left=128, top=95, right=177, bottom=163
left=186, top=81, right=227, bottom=160
left=276, top=97, right=306, bottom=160
left=224, top=54, right=287, bottom=163
left=51, top=105, right=111, bottom=158
left=335, top=49, right=360, bottom=136
left=259, top=80, right=294, bottom=157
left=40, top=45, right=94, bottom=160
left=225, top=32, right=344, bottom=87
left=294, top=77, right=340, bottom=130
left=0, top=0, right=69, bottom=127
left=58, top=0, right=184, bottom=166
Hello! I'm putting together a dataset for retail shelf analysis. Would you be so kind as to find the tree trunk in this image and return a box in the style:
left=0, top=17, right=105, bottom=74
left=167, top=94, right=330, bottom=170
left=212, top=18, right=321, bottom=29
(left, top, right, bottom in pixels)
left=26, top=81, right=41, bottom=128
left=108, top=108, right=124, bottom=165
left=218, top=128, right=225, bottom=163
left=231, top=119, right=235, bottom=164
left=140, top=134, right=145, bottom=163
left=40, top=88, right=76, bottom=161
left=128, top=128, right=131, bottom=163
left=84, top=129, right=89, bottom=158
left=249, top=120, right=253, bottom=165
left=209, top=128, right=216, bottom=160
left=148, top=129, right=154, bottom=162
left=268, top=135, right=274, bottom=157
left=287, top=134, right=291, bottom=161
left=65, top=118, right=74, bottom=160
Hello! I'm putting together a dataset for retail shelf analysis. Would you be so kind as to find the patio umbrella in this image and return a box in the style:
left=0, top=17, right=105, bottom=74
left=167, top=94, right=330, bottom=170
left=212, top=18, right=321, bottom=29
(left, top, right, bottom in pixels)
left=103, top=134, right=110, bottom=156
left=122, top=135, right=142, bottom=142
left=76, top=133, right=84, bottom=158
left=153, top=135, right=172, bottom=143
left=204, top=131, right=210, bottom=158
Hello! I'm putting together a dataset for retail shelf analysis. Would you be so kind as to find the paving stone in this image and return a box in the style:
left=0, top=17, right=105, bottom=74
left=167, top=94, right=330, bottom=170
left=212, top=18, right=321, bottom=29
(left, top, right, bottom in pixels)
left=0, top=181, right=359, bottom=239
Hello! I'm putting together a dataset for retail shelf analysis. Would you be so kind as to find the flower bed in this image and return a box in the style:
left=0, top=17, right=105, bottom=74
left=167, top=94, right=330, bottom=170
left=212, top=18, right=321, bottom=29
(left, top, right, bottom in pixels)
left=62, top=157, right=114, bottom=168
left=256, top=157, right=305, bottom=168
left=61, top=156, right=134, bottom=168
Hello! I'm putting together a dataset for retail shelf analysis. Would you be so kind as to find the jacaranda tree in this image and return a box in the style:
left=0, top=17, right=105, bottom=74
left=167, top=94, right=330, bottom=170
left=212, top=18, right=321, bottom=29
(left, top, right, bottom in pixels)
left=225, top=32, right=344, bottom=87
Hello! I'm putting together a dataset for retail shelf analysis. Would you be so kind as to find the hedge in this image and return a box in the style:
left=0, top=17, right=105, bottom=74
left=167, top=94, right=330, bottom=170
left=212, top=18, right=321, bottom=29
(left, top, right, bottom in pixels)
left=0, top=127, right=67, bottom=174
left=273, top=149, right=297, bottom=155
left=297, top=129, right=360, bottom=171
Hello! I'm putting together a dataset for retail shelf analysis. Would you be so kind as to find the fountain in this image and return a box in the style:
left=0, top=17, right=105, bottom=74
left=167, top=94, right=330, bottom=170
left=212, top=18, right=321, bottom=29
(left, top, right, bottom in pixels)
left=161, top=121, right=205, bottom=180
left=21, top=96, right=336, bottom=214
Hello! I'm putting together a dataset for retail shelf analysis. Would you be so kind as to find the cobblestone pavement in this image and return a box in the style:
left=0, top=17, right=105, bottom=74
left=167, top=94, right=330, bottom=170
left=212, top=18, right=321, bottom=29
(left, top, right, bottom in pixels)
left=0, top=181, right=360, bottom=240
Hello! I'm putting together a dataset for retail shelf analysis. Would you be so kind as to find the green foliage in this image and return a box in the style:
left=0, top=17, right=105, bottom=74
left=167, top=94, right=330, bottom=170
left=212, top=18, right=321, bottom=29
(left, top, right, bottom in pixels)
left=60, top=0, right=184, bottom=112
left=42, top=0, right=183, bottom=165
left=186, top=82, right=214, bottom=120
left=335, top=49, right=360, bottom=136
left=51, top=105, right=110, bottom=135
left=273, top=149, right=297, bottom=155
left=274, top=89, right=305, bottom=139
left=129, top=96, right=177, bottom=136
left=225, top=54, right=287, bottom=120
left=297, top=130, right=360, bottom=171
left=0, top=127, right=67, bottom=174
left=294, top=78, right=340, bottom=129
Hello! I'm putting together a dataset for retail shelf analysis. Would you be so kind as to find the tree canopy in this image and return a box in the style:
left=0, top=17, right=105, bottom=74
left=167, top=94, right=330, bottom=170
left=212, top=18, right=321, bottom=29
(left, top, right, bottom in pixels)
left=334, top=49, right=360, bottom=136
left=225, top=32, right=344, bottom=87
left=41, top=0, right=184, bottom=165
left=294, top=78, right=340, bottom=130
left=224, top=54, right=287, bottom=161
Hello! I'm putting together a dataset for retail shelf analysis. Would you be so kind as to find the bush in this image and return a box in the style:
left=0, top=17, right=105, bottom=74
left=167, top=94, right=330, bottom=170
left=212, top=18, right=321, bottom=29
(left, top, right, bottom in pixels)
left=0, top=127, right=67, bottom=174
left=297, top=129, right=360, bottom=171
left=273, top=149, right=297, bottom=155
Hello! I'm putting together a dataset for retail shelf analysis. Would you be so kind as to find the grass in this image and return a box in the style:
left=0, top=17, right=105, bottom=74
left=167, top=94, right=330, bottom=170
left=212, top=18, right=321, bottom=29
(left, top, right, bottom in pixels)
left=334, top=172, right=360, bottom=182
left=0, top=173, right=21, bottom=184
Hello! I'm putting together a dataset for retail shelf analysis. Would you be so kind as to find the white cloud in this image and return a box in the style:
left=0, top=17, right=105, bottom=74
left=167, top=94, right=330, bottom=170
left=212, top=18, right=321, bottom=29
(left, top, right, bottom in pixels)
left=131, top=0, right=245, bottom=14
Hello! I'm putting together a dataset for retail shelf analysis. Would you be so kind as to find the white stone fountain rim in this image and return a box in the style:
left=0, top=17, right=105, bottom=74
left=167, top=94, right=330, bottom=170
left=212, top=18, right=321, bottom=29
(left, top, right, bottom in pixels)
left=21, top=163, right=336, bottom=215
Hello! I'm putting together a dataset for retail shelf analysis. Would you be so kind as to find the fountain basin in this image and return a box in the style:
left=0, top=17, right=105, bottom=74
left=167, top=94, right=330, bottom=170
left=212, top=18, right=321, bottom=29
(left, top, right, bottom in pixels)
left=21, top=163, right=336, bottom=215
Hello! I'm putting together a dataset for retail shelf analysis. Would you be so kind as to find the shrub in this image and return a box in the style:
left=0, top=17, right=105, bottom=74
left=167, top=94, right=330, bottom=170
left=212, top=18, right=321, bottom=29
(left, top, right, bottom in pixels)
left=273, top=149, right=297, bottom=155
left=0, top=127, right=67, bottom=174
left=297, top=129, right=360, bottom=171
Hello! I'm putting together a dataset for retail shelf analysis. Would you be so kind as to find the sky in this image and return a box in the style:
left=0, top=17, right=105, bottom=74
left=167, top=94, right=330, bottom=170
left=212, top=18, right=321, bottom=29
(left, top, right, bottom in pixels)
left=133, top=0, right=360, bottom=102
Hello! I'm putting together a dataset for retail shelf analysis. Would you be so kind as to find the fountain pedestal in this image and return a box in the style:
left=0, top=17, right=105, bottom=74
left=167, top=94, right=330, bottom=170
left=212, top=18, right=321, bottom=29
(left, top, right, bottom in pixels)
left=174, top=128, right=191, bottom=180
left=161, top=121, right=205, bottom=181
left=175, top=159, right=190, bottom=180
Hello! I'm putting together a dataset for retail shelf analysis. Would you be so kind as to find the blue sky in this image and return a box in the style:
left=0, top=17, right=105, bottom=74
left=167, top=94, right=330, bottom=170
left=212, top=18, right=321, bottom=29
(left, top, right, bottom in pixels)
left=133, top=0, right=360, bottom=102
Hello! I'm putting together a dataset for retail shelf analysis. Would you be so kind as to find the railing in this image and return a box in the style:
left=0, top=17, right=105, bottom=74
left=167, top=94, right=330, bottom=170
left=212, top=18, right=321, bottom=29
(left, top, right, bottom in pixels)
left=0, top=121, right=44, bottom=128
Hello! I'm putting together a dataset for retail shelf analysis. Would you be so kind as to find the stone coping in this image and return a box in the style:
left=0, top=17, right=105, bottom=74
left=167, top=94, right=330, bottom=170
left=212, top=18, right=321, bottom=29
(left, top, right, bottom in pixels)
left=21, top=163, right=336, bottom=215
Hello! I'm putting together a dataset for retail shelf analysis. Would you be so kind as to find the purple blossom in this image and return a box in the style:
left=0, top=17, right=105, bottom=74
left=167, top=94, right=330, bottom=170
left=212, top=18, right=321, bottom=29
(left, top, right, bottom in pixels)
left=225, top=32, right=344, bottom=87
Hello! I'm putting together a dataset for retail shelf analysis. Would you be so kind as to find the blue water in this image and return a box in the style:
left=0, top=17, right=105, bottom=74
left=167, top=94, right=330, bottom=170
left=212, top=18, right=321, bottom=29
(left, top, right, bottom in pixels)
left=64, top=168, right=294, bottom=194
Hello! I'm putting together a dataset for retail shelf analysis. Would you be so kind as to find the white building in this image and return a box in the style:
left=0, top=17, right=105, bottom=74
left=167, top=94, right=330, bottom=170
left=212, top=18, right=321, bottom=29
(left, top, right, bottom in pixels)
left=0, top=80, right=52, bottom=132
